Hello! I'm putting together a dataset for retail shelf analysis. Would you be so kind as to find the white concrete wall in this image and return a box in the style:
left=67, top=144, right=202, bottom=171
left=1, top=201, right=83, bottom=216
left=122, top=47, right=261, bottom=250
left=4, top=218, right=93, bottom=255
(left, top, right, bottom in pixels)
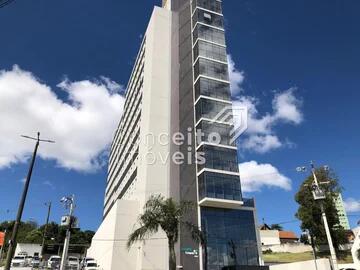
left=262, top=243, right=312, bottom=254
left=260, top=230, right=281, bottom=246
left=87, top=200, right=140, bottom=270
left=89, top=5, right=177, bottom=270
left=269, top=259, right=331, bottom=270
left=352, top=227, right=360, bottom=269
left=339, top=264, right=359, bottom=270
left=15, top=243, right=42, bottom=257
left=137, top=6, right=175, bottom=270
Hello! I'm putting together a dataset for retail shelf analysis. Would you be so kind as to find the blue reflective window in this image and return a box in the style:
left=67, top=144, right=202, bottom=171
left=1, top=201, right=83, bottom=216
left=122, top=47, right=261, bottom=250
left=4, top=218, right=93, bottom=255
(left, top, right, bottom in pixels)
left=192, top=0, right=222, bottom=14
left=198, top=172, right=242, bottom=201
left=195, top=77, right=231, bottom=101
left=194, top=58, right=229, bottom=81
left=201, top=208, right=260, bottom=269
left=193, top=24, right=225, bottom=45
left=193, top=9, right=224, bottom=29
left=194, top=40, right=228, bottom=63
left=198, top=145, right=238, bottom=172
left=195, top=98, right=233, bottom=122
left=196, top=120, right=235, bottom=146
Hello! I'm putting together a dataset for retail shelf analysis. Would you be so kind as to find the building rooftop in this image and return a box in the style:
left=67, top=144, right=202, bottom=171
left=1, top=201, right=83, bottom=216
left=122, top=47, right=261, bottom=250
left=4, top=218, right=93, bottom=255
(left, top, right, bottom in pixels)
left=279, top=231, right=298, bottom=240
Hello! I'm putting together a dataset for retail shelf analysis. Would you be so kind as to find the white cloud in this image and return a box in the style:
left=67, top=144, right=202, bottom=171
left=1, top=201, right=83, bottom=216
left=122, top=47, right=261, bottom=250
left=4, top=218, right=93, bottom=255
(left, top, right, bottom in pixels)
left=0, top=65, right=125, bottom=172
left=241, top=135, right=282, bottom=154
left=99, top=76, right=124, bottom=94
left=228, top=55, right=245, bottom=97
left=273, top=88, right=303, bottom=124
left=344, top=198, right=360, bottom=213
left=232, top=89, right=303, bottom=153
left=43, top=180, right=55, bottom=190
left=239, top=161, right=292, bottom=192
left=228, top=54, right=303, bottom=154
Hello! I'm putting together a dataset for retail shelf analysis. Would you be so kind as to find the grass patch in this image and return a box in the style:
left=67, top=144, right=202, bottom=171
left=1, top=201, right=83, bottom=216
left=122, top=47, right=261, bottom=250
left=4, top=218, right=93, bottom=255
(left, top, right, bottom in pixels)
left=263, top=252, right=314, bottom=263
left=263, top=251, right=353, bottom=264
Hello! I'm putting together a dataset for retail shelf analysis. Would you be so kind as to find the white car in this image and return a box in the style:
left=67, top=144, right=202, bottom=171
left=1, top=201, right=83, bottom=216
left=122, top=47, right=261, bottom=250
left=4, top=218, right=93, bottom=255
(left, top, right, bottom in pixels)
left=25, top=255, right=33, bottom=266
left=11, top=255, right=27, bottom=267
left=48, top=255, right=61, bottom=268
left=81, top=257, right=95, bottom=269
left=68, top=256, right=79, bottom=269
left=84, top=261, right=100, bottom=270
left=31, top=256, right=41, bottom=268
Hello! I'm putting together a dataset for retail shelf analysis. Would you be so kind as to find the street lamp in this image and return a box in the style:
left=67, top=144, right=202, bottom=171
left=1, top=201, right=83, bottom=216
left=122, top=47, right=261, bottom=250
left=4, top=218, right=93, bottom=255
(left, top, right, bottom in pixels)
left=59, top=195, right=75, bottom=270
left=297, top=161, right=339, bottom=270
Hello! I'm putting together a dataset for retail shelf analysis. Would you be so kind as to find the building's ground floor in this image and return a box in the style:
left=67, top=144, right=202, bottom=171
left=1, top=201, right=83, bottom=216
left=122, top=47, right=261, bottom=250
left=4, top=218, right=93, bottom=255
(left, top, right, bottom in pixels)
left=88, top=199, right=270, bottom=270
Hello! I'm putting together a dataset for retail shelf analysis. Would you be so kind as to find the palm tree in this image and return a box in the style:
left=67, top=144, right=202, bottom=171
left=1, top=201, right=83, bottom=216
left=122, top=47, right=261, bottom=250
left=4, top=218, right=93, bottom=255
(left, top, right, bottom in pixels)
left=127, top=195, right=201, bottom=270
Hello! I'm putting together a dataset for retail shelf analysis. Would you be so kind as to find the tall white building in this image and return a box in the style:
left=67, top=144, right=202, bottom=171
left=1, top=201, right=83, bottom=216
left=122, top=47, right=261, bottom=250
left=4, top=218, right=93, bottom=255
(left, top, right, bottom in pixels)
left=88, top=1, right=264, bottom=269
left=334, top=193, right=351, bottom=230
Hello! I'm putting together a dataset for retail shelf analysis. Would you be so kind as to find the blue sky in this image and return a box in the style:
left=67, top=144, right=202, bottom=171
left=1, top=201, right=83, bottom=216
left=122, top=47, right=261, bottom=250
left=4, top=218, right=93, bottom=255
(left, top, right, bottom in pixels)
left=0, top=0, right=359, bottom=235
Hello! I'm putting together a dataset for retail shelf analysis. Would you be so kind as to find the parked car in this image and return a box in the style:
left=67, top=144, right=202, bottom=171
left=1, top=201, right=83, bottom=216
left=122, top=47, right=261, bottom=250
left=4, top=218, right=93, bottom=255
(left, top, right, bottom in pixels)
left=84, top=261, right=100, bottom=270
left=81, top=257, right=95, bottom=269
left=48, top=255, right=61, bottom=269
left=11, top=255, right=27, bottom=267
left=31, top=256, right=41, bottom=268
left=68, top=256, right=79, bottom=269
left=25, top=255, right=33, bottom=266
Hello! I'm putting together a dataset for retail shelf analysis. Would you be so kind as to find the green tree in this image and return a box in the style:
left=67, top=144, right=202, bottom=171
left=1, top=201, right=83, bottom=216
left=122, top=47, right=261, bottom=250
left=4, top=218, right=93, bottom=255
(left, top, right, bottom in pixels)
left=24, top=229, right=43, bottom=243
left=127, top=195, right=201, bottom=270
left=70, top=230, right=95, bottom=245
left=295, top=168, right=347, bottom=253
left=299, top=234, right=310, bottom=245
left=270, top=224, right=283, bottom=231
left=0, top=221, right=38, bottom=244
left=0, top=220, right=94, bottom=247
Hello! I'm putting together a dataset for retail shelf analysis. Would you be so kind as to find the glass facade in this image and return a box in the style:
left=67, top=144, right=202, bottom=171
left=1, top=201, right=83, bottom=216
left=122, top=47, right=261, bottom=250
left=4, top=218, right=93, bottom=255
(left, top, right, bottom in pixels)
left=193, top=24, right=225, bottom=45
left=201, top=208, right=260, bottom=269
left=192, top=0, right=222, bottom=14
left=198, top=172, right=242, bottom=201
left=194, top=40, right=227, bottom=63
left=194, top=58, right=229, bottom=81
left=196, top=98, right=232, bottom=122
left=196, top=120, right=235, bottom=146
left=193, top=8, right=224, bottom=29
left=195, top=77, right=231, bottom=101
left=189, top=0, right=261, bottom=268
left=198, top=145, right=238, bottom=172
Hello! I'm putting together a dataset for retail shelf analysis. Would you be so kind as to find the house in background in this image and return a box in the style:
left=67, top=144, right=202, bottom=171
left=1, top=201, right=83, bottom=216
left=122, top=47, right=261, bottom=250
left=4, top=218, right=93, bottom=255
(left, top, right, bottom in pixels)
left=279, top=231, right=299, bottom=244
left=14, top=243, right=42, bottom=257
left=260, top=224, right=311, bottom=254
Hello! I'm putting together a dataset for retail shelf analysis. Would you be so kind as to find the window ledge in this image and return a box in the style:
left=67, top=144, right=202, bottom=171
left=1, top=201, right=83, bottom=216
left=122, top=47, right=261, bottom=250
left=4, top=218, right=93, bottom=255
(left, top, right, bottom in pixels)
left=199, top=197, right=244, bottom=209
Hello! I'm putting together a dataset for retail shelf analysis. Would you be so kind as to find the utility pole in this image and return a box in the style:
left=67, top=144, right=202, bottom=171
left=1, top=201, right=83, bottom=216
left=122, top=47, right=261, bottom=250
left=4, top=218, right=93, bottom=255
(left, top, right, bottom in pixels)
left=310, top=162, right=338, bottom=270
left=41, top=202, right=52, bottom=259
left=60, top=195, right=75, bottom=270
left=297, top=161, right=339, bottom=270
left=4, top=132, right=55, bottom=270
